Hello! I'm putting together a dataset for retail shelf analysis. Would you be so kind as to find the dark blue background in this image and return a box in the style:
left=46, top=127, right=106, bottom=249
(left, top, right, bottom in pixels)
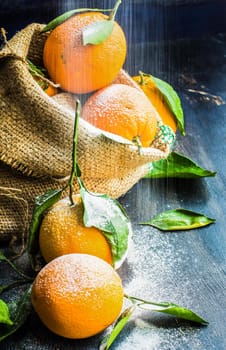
left=1, top=0, right=226, bottom=42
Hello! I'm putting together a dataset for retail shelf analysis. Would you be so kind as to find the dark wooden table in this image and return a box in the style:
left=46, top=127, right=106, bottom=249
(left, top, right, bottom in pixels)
left=1, top=1, right=226, bottom=349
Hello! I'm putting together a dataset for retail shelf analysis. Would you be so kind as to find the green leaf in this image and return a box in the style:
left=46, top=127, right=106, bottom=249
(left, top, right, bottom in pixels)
left=141, top=303, right=208, bottom=325
left=99, top=306, right=135, bottom=350
left=140, top=208, right=215, bottom=231
left=151, top=75, right=185, bottom=136
left=0, top=286, right=32, bottom=342
left=128, top=296, right=208, bottom=325
left=41, top=8, right=113, bottom=32
left=27, top=188, right=64, bottom=270
left=27, top=59, right=46, bottom=76
left=0, top=300, right=13, bottom=326
left=80, top=186, right=132, bottom=268
left=145, top=151, right=217, bottom=178
left=83, top=19, right=114, bottom=45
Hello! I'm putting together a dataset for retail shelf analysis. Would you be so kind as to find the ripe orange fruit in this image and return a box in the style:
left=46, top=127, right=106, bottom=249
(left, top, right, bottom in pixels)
left=34, top=77, right=58, bottom=96
left=43, top=12, right=127, bottom=94
left=31, top=254, right=124, bottom=339
left=81, top=83, right=158, bottom=147
left=32, top=74, right=58, bottom=96
left=132, top=74, right=177, bottom=132
left=28, top=59, right=58, bottom=97
left=44, top=83, right=58, bottom=97
left=39, top=194, right=112, bottom=265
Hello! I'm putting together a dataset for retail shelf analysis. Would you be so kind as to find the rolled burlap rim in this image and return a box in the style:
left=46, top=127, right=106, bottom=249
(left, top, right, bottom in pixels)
left=0, top=23, right=174, bottom=241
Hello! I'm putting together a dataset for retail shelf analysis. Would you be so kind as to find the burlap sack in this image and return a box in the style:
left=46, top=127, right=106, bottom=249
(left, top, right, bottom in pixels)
left=0, top=23, right=174, bottom=241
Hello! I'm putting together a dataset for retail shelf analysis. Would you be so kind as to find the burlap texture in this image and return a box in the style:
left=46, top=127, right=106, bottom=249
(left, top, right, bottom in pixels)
left=0, top=23, right=174, bottom=241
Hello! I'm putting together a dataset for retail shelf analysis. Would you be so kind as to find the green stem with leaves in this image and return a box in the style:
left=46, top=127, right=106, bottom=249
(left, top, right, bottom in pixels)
left=132, top=135, right=142, bottom=155
left=124, top=293, right=208, bottom=325
left=66, top=100, right=131, bottom=269
left=109, top=0, right=122, bottom=20
left=68, top=100, right=81, bottom=205
left=124, top=293, right=166, bottom=306
left=138, top=70, right=145, bottom=85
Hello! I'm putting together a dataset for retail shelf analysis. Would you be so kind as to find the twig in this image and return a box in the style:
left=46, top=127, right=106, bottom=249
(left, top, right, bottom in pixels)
left=187, top=88, right=225, bottom=106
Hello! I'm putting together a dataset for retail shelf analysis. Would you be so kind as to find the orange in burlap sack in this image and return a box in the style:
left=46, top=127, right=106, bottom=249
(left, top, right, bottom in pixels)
left=0, top=23, right=175, bottom=241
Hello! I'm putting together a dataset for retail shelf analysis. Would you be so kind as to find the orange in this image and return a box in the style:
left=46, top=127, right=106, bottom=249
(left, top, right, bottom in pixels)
left=43, top=12, right=127, bottom=94
left=31, top=253, right=124, bottom=339
left=32, top=74, right=58, bottom=96
left=133, top=74, right=177, bottom=132
left=81, top=83, right=158, bottom=147
left=35, top=77, right=58, bottom=96
left=44, top=84, right=58, bottom=97
left=28, top=60, right=58, bottom=97
left=39, top=194, right=112, bottom=265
